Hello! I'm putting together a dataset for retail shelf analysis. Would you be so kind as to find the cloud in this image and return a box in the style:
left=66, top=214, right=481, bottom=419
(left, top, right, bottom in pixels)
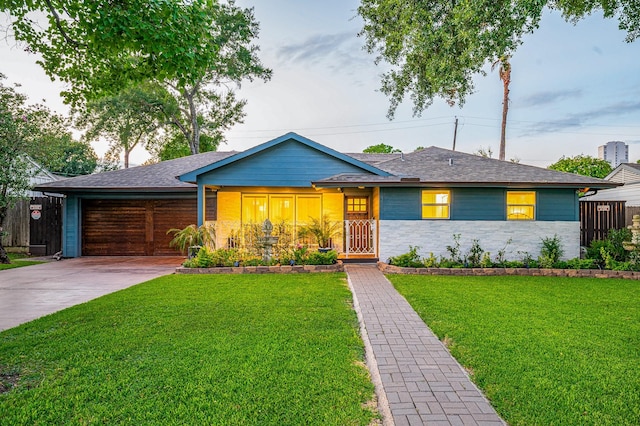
left=523, top=100, right=640, bottom=134
left=278, top=32, right=354, bottom=62
left=520, top=89, right=582, bottom=107
left=276, top=31, right=371, bottom=71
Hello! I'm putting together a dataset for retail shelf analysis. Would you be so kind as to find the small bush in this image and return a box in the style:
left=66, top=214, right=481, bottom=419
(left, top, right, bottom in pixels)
left=388, top=246, right=424, bottom=267
left=445, top=234, right=463, bottom=264
left=423, top=252, right=439, bottom=267
left=306, top=250, right=338, bottom=265
left=465, top=239, right=484, bottom=267
left=538, top=235, right=563, bottom=269
left=586, top=228, right=632, bottom=268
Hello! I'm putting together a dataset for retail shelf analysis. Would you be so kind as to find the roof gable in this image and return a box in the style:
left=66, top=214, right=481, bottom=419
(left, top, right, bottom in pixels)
left=605, top=163, right=640, bottom=184
left=179, top=132, right=390, bottom=185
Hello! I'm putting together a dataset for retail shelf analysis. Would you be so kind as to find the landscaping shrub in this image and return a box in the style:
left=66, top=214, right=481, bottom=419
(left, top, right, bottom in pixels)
left=586, top=228, right=633, bottom=268
left=538, top=234, right=563, bottom=268
left=306, top=250, right=338, bottom=265
left=182, top=246, right=338, bottom=267
left=388, top=246, right=424, bottom=267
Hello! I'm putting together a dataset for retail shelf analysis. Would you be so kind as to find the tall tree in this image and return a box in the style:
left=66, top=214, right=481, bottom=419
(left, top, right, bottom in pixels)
left=548, top=155, right=613, bottom=178
left=492, top=57, right=511, bottom=161
left=24, top=104, right=97, bottom=176
left=358, top=1, right=639, bottom=154
left=161, top=84, right=247, bottom=156
left=76, top=83, right=168, bottom=168
left=3, top=0, right=271, bottom=155
left=0, top=75, right=36, bottom=264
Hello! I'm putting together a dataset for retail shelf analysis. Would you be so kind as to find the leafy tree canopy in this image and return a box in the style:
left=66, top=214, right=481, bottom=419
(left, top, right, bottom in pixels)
left=2, top=0, right=271, bottom=107
left=363, top=143, right=401, bottom=153
left=76, top=82, right=169, bottom=168
left=358, top=1, right=640, bottom=118
left=548, top=154, right=613, bottom=178
left=24, top=104, right=97, bottom=176
left=0, top=74, right=37, bottom=263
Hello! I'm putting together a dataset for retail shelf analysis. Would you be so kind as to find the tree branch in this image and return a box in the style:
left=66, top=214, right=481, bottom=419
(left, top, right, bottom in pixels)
left=43, top=0, right=83, bottom=47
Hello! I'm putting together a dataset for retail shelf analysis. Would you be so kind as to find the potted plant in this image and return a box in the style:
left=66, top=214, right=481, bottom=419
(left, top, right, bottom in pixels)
left=298, top=215, right=341, bottom=252
left=167, top=224, right=216, bottom=257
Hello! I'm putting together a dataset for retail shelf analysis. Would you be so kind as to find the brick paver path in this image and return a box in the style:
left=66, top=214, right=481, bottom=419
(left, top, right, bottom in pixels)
left=346, top=264, right=505, bottom=426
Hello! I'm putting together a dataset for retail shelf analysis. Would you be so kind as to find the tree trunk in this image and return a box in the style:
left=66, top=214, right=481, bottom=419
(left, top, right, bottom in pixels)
left=185, top=89, right=200, bottom=155
left=0, top=207, right=10, bottom=264
left=499, top=60, right=511, bottom=161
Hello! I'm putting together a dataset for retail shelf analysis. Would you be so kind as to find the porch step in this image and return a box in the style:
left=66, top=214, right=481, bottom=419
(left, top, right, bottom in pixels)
left=340, top=257, right=379, bottom=264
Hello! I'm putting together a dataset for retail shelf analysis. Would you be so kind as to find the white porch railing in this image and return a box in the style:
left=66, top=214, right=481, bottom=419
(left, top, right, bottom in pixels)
left=344, top=219, right=377, bottom=257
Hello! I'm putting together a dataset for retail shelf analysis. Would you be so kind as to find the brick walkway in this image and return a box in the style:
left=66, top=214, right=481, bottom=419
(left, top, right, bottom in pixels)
left=346, top=264, right=505, bottom=426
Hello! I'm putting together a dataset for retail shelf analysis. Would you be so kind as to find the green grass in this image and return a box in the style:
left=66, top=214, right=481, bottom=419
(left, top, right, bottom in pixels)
left=389, top=275, right=640, bottom=426
left=0, top=253, right=44, bottom=270
left=0, top=273, right=376, bottom=425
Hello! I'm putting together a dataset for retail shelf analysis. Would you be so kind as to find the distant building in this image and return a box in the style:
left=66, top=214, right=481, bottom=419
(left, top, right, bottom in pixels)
left=598, top=141, right=628, bottom=168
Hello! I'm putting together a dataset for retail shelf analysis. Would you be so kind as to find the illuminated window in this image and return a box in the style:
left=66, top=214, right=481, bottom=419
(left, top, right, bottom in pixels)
left=506, top=191, right=535, bottom=220
left=269, top=196, right=294, bottom=223
left=295, top=195, right=322, bottom=225
left=242, top=195, right=268, bottom=224
left=421, top=190, right=450, bottom=219
left=346, top=197, right=368, bottom=213
left=242, top=194, right=321, bottom=226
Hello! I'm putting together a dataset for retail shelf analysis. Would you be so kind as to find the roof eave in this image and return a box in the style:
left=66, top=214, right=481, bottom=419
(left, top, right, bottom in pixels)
left=32, top=185, right=197, bottom=193
left=312, top=180, right=621, bottom=189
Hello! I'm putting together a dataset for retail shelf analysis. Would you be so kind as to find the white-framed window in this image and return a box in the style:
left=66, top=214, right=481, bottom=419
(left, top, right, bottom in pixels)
left=421, top=190, right=450, bottom=219
left=506, top=191, right=536, bottom=220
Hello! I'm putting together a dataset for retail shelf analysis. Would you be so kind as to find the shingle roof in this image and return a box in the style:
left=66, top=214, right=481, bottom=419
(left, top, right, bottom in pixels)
left=34, top=140, right=619, bottom=193
left=35, top=151, right=236, bottom=192
left=319, top=146, right=618, bottom=188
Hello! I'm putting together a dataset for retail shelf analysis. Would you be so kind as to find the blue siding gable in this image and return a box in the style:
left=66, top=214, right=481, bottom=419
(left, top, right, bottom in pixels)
left=179, top=132, right=390, bottom=185
left=196, top=139, right=379, bottom=187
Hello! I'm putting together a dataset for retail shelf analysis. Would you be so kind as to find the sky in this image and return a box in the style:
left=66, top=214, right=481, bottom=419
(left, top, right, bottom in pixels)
left=1, top=1, right=640, bottom=168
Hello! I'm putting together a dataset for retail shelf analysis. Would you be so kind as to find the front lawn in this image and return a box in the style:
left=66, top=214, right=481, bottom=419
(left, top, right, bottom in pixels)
left=0, top=273, right=376, bottom=425
left=389, top=275, right=640, bottom=426
left=0, top=253, right=44, bottom=271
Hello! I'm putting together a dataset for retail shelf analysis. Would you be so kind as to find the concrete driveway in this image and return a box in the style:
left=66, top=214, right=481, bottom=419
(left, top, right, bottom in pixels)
left=0, top=256, right=183, bottom=332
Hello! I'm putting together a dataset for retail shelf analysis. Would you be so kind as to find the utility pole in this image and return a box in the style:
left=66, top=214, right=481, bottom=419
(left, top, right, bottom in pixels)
left=452, top=116, right=458, bottom=151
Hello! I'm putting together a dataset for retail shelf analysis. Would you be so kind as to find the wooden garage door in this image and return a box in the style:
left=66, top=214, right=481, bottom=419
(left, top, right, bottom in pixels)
left=82, top=199, right=197, bottom=256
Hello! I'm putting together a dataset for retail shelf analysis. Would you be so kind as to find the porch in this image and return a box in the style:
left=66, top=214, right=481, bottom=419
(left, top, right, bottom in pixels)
left=203, top=219, right=378, bottom=259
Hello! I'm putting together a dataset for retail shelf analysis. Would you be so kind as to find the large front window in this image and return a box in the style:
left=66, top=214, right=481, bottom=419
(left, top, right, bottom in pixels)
left=242, top=194, right=321, bottom=225
left=422, top=190, right=450, bottom=219
left=506, top=191, right=536, bottom=220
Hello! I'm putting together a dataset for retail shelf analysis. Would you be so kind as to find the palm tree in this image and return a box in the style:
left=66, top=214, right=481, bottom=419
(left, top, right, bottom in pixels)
left=492, top=56, right=511, bottom=161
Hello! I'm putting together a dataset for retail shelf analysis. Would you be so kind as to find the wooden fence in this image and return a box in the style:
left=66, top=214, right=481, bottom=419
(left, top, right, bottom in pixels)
left=2, top=199, right=30, bottom=249
left=2, top=196, right=62, bottom=255
left=580, top=200, right=626, bottom=247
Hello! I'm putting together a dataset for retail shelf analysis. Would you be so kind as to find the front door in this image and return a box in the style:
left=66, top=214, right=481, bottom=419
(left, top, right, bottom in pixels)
left=345, top=196, right=373, bottom=254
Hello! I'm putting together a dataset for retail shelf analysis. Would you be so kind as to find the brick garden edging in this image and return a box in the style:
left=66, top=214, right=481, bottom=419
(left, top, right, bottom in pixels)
left=378, top=261, right=640, bottom=279
left=176, top=263, right=344, bottom=274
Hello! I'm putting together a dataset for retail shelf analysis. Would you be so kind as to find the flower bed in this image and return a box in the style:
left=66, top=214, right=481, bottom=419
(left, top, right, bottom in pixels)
left=378, top=262, right=640, bottom=279
left=177, top=263, right=344, bottom=274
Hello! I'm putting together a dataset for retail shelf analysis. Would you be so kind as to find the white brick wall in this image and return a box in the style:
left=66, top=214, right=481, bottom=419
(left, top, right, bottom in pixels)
left=378, top=220, right=580, bottom=262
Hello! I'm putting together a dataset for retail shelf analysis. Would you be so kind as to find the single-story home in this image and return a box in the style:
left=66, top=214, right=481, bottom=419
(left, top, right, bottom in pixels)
left=35, top=132, right=618, bottom=261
